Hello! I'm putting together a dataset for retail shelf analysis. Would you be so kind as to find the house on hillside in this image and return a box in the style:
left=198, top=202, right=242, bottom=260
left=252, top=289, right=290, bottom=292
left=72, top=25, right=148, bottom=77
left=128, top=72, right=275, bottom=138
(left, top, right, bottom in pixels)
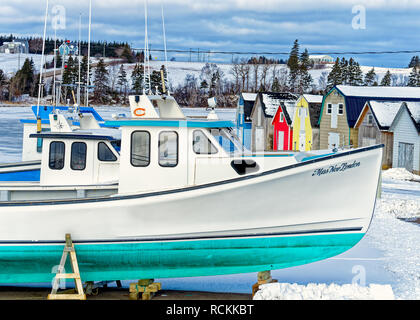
left=272, top=102, right=296, bottom=151
left=236, top=93, right=257, bottom=150
left=292, top=94, right=323, bottom=151
left=390, top=102, right=420, bottom=174
left=319, top=86, right=420, bottom=150
left=0, top=40, right=29, bottom=54
left=355, top=101, right=401, bottom=169
left=309, top=55, right=334, bottom=65
left=250, top=92, right=297, bottom=152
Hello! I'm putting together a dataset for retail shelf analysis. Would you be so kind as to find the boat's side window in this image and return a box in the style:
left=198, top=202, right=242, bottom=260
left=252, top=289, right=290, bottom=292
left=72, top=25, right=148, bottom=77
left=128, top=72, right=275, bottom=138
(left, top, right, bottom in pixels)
left=159, top=131, right=178, bottom=167
left=71, top=142, right=87, bottom=171
left=98, top=142, right=117, bottom=162
left=131, top=131, right=150, bottom=167
left=193, top=130, right=218, bottom=155
left=49, top=141, right=65, bottom=170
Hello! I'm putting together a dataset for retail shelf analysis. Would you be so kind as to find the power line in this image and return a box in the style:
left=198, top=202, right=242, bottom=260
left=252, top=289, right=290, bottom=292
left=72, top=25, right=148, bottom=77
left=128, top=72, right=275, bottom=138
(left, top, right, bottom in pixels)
left=133, top=48, right=420, bottom=56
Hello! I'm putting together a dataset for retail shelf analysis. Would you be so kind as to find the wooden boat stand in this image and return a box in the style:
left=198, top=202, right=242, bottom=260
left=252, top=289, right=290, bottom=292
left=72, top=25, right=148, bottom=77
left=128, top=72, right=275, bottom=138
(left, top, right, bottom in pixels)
left=252, top=271, right=278, bottom=297
left=47, top=234, right=86, bottom=300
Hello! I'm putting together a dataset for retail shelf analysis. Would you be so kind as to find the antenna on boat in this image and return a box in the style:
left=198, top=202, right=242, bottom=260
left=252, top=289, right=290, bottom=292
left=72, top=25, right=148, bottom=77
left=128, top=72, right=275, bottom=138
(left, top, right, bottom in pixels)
left=52, top=20, right=57, bottom=109
left=85, top=0, right=92, bottom=107
left=143, top=0, right=151, bottom=95
left=77, top=12, right=82, bottom=108
left=36, top=0, right=49, bottom=133
left=161, top=0, right=170, bottom=95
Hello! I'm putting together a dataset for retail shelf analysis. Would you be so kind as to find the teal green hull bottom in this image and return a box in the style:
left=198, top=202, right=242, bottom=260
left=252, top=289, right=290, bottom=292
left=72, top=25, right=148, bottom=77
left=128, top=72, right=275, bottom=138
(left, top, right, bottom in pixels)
left=0, top=233, right=364, bottom=284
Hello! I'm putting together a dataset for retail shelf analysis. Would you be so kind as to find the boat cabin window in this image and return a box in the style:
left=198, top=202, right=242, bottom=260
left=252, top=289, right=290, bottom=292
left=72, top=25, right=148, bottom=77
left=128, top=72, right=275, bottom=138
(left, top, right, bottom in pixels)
left=111, top=140, right=121, bottom=154
left=49, top=141, right=65, bottom=170
left=159, top=131, right=178, bottom=167
left=193, top=130, right=218, bottom=155
left=98, top=142, right=117, bottom=162
left=210, top=128, right=245, bottom=153
left=71, top=142, right=87, bottom=171
left=131, top=131, right=150, bottom=167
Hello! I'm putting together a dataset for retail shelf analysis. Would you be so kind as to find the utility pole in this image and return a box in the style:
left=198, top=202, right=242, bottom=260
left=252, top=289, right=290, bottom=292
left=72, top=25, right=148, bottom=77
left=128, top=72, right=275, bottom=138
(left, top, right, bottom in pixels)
left=197, top=48, right=200, bottom=62
left=189, top=48, right=191, bottom=62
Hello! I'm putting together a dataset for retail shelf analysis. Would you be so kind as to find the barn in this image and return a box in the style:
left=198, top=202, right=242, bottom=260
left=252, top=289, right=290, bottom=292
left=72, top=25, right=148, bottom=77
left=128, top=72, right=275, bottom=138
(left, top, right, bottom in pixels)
left=272, top=102, right=296, bottom=151
left=236, top=93, right=257, bottom=150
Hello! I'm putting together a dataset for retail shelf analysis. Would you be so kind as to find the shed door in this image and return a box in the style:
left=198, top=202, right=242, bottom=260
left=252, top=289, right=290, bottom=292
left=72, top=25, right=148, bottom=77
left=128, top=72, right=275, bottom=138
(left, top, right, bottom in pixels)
left=398, top=142, right=414, bottom=172
left=255, top=127, right=265, bottom=152
left=328, top=132, right=340, bottom=149
left=331, top=105, right=338, bottom=129
left=299, top=132, right=306, bottom=152
left=277, top=131, right=284, bottom=151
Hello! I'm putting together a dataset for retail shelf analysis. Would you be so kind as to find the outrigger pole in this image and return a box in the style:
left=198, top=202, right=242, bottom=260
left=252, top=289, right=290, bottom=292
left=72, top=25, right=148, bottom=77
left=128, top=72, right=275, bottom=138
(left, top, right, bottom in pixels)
left=36, top=0, right=49, bottom=133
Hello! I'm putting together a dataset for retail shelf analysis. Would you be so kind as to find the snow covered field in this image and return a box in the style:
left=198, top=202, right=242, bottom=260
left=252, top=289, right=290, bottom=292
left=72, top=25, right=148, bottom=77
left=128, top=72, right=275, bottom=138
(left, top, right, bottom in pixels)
left=0, top=106, right=418, bottom=300
left=0, top=53, right=414, bottom=89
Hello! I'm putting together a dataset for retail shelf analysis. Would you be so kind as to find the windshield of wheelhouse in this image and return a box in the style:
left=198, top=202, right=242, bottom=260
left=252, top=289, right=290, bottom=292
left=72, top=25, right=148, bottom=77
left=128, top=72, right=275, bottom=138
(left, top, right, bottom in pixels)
left=209, top=128, right=249, bottom=154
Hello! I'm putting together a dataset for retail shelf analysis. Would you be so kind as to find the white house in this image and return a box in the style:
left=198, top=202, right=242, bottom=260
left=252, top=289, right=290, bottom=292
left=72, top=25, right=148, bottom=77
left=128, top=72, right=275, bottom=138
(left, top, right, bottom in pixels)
left=390, top=102, right=420, bottom=174
left=309, top=55, right=334, bottom=64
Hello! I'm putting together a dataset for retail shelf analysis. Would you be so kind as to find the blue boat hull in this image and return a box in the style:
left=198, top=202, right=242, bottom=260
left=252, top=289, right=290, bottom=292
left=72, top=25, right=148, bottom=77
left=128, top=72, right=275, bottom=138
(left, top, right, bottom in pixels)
left=0, top=169, right=40, bottom=182
left=0, top=232, right=364, bottom=283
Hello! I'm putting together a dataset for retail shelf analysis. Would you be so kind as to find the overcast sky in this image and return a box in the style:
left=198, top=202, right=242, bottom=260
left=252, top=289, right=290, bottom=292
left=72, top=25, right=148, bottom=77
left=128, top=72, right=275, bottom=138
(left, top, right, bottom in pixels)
left=1, top=0, right=420, bottom=67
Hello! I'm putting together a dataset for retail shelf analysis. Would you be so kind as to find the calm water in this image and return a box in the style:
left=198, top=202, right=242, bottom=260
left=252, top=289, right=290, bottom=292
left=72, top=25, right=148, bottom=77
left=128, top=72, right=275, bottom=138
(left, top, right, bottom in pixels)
left=0, top=106, right=236, bottom=163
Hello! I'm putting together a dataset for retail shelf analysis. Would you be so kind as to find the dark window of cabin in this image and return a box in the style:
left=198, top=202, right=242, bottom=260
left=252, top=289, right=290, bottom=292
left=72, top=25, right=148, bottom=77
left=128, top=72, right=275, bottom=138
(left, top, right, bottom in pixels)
left=159, top=131, right=178, bottom=167
left=71, top=142, right=87, bottom=171
left=98, top=142, right=117, bottom=162
left=131, top=131, right=150, bottom=167
left=49, top=141, right=65, bottom=170
left=193, top=130, right=218, bottom=155
left=338, top=104, right=344, bottom=115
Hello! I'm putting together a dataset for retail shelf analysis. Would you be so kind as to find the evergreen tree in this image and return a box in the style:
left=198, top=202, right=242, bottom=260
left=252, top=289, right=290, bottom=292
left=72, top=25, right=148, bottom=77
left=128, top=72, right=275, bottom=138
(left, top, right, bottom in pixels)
left=93, top=58, right=109, bottom=104
left=408, top=67, right=420, bottom=87
left=298, top=49, right=313, bottom=93
left=121, top=45, right=134, bottom=63
left=380, top=71, right=392, bottom=86
left=347, top=58, right=363, bottom=86
left=10, top=58, right=35, bottom=96
left=271, top=77, right=281, bottom=92
left=327, top=58, right=343, bottom=91
left=364, top=68, right=377, bottom=86
left=287, top=39, right=300, bottom=91
left=409, top=56, right=420, bottom=68
left=339, top=58, right=349, bottom=84
left=131, top=64, right=144, bottom=94
left=116, top=65, right=128, bottom=102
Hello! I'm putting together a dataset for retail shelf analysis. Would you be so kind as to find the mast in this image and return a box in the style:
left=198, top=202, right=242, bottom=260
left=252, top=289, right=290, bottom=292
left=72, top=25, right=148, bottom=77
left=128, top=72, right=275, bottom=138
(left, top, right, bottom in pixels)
left=77, top=13, right=82, bottom=107
left=36, top=0, right=49, bottom=132
left=161, top=0, right=169, bottom=95
left=52, top=25, right=57, bottom=107
left=85, top=0, right=92, bottom=107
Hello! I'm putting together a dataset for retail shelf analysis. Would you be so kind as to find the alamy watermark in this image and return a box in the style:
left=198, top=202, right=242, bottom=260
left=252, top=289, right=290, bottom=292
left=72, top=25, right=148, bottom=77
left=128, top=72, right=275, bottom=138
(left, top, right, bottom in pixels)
left=352, top=5, right=366, bottom=30
left=51, top=5, right=66, bottom=31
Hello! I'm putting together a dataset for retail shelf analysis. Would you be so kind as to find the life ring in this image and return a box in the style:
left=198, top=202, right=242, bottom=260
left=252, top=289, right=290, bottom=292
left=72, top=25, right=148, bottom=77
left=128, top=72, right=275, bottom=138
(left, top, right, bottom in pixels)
left=133, top=108, right=146, bottom=117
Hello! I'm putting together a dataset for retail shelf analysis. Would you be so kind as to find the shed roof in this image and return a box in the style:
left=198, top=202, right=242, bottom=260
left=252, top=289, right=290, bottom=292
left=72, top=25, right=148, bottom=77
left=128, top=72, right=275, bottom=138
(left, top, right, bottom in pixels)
left=367, top=101, right=402, bottom=130
left=328, top=86, right=420, bottom=128
left=241, top=93, right=258, bottom=122
left=303, top=94, right=323, bottom=104
left=404, top=102, right=420, bottom=132
left=258, top=92, right=298, bottom=118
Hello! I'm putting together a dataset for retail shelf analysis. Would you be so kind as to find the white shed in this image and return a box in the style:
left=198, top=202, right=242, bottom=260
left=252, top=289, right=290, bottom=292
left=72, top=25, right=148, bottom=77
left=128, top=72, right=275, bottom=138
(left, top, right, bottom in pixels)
left=390, top=102, right=420, bottom=174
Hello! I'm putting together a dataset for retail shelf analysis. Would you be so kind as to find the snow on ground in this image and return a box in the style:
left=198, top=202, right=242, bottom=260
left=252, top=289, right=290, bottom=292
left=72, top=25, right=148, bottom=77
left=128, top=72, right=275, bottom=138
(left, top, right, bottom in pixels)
left=1, top=53, right=413, bottom=90
left=254, top=283, right=394, bottom=300
left=382, top=168, right=420, bottom=182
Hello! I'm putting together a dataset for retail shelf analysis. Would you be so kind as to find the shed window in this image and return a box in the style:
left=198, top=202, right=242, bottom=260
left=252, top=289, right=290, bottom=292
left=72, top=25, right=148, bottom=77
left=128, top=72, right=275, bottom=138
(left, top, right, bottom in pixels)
left=368, top=114, right=374, bottom=125
left=193, top=130, right=218, bottom=155
left=131, top=131, right=150, bottom=167
left=338, top=104, right=344, bottom=115
left=98, top=142, right=117, bottom=162
left=71, top=142, right=87, bottom=171
left=49, top=141, right=65, bottom=170
left=159, top=131, right=178, bottom=167
left=327, top=104, right=332, bottom=114
left=280, top=113, right=284, bottom=122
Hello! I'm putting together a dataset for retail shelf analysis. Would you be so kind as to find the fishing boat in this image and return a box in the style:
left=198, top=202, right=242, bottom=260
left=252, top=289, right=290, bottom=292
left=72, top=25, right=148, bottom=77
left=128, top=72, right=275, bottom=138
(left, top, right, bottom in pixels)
left=0, top=106, right=105, bottom=183
left=0, top=93, right=383, bottom=283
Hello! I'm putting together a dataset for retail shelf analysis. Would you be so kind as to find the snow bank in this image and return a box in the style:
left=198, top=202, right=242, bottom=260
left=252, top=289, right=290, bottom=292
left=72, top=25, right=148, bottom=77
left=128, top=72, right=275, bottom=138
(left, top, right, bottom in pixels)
left=253, top=283, right=395, bottom=300
left=376, top=197, right=420, bottom=219
left=382, top=168, right=420, bottom=182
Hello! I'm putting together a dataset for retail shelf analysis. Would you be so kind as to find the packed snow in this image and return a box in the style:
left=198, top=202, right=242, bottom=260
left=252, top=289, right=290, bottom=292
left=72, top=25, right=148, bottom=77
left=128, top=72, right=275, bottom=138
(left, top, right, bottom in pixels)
left=369, top=101, right=402, bottom=128
left=254, top=283, right=395, bottom=300
left=382, top=168, right=420, bottom=182
left=337, top=85, right=420, bottom=99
